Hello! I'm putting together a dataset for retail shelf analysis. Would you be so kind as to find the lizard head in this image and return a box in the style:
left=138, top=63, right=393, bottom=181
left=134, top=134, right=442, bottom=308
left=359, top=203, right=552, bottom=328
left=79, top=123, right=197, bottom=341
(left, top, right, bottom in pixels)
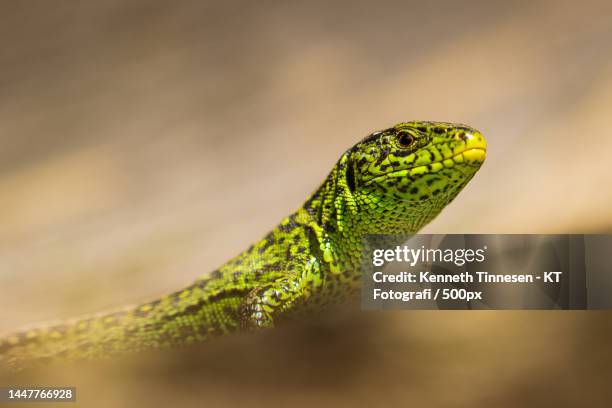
left=337, top=121, right=487, bottom=234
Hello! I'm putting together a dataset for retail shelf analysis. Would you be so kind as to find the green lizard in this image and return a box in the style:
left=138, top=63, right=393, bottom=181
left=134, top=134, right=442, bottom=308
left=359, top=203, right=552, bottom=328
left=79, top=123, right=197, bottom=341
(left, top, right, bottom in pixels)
left=0, top=121, right=486, bottom=370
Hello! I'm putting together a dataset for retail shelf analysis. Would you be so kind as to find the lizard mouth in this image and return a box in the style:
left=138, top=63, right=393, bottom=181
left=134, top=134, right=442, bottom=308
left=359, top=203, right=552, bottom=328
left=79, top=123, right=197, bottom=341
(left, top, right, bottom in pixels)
left=363, top=147, right=486, bottom=186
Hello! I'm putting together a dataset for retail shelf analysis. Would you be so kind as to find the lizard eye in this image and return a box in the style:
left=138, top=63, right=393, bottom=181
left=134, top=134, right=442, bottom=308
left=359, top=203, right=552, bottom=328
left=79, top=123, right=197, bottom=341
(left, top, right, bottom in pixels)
left=396, top=131, right=415, bottom=148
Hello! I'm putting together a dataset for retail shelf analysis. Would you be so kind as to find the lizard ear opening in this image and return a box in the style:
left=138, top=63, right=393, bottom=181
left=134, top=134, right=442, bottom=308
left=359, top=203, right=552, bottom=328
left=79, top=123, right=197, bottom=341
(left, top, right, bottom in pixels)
left=345, top=161, right=356, bottom=193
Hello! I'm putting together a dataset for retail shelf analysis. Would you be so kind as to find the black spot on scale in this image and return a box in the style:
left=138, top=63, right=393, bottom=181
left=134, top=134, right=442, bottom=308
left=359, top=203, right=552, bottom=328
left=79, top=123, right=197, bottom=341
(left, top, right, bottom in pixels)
left=194, top=279, right=211, bottom=291
left=279, top=218, right=297, bottom=233
left=170, top=292, right=184, bottom=307
left=410, top=187, right=419, bottom=195
left=360, top=131, right=383, bottom=144
left=346, top=162, right=356, bottom=193
left=397, top=184, right=410, bottom=194
left=148, top=299, right=162, bottom=308
left=302, top=193, right=318, bottom=211
left=433, top=127, right=445, bottom=134
left=375, top=147, right=390, bottom=166
left=205, top=288, right=249, bottom=303
left=305, top=203, right=320, bottom=217
left=133, top=307, right=150, bottom=318
left=258, top=234, right=274, bottom=254
left=392, top=149, right=413, bottom=157
left=426, top=178, right=436, bottom=186
left=357, top=157, right=368, bottom=167
left=419, top=195, right=429, bottom=200
left=266, top=261, right=282, bottom=271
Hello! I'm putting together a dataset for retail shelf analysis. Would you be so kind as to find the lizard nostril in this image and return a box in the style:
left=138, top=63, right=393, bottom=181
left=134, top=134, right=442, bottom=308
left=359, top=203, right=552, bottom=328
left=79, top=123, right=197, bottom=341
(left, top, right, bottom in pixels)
left=455, top=131, right=468, bottom=142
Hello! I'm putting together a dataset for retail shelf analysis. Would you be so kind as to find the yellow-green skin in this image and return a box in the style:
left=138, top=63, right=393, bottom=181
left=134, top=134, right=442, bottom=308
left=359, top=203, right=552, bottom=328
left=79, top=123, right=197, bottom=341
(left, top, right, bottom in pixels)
left=0, top=121, right=486, bottom=370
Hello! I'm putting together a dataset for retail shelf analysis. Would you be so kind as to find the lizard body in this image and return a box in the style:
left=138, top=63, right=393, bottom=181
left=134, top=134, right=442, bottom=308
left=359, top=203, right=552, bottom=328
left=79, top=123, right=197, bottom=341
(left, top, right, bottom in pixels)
left=0, top=121, right=486, bottom=369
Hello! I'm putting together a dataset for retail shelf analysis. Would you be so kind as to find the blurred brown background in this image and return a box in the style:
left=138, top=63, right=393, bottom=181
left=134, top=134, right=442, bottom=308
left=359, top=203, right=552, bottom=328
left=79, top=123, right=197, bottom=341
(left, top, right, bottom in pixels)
left=1, top=0, right=612, bottom=406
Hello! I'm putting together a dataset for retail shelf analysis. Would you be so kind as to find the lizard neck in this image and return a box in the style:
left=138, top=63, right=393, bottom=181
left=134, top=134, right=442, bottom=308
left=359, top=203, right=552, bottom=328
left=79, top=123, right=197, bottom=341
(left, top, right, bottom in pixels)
left=301, top=156, right=366, bottom=272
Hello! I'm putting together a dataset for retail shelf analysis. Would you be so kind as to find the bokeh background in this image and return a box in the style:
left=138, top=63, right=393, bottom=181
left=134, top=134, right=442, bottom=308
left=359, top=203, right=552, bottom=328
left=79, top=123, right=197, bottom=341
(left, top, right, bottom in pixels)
left=1, top=0, right=612, bottom=406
